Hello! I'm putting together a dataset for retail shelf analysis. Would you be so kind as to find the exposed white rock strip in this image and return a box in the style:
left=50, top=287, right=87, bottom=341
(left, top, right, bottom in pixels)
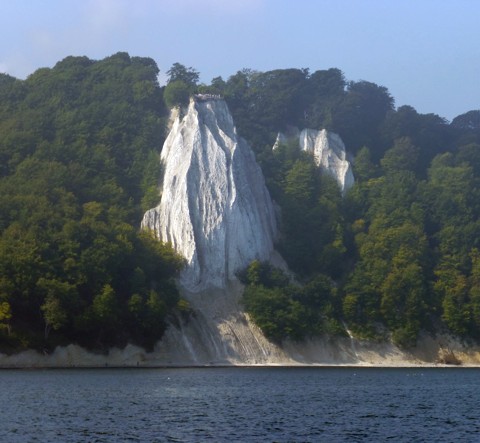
left=142, top=98, right=278, bottom=292
left=141, top=98, right=292, bottom=364
left=273, top=128, right=354, bottom=193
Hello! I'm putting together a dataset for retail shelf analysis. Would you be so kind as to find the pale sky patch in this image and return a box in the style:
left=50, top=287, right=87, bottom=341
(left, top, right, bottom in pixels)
left=0, top=54, right=34, bottom=79
left=153, top=0, right=265, bottom=15
left=0, top=62, right=9, bottom=74
left=82, top=0, right=132, bottom=31
left=0, top=0, right=478, bottom=120
left=29, top=28, right=57, bottom=52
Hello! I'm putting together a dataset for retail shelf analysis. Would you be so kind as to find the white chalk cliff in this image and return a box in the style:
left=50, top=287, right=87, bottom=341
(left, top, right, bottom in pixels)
left=141, top=98, right=290, bottom=364
left=142, top=98, right=278, bottom=292
left=3, top=99, right=478, bottom=367
left=139, top=100, right=360, bottom=365
left=274, top=128, right=354, bottom=193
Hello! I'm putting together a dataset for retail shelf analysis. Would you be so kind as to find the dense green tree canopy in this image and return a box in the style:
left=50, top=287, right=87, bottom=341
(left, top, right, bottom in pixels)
left=219, top=67, right=480, bottom=348
left=166, top=62, right=200, bottom=85
left=1, top=53, right=479, bottom=353
left=0, top=53, right=183, bottom=352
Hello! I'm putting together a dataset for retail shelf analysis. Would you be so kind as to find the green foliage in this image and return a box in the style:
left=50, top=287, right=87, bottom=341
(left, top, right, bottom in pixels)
left=164, top=80, right=192, bottom=109
left=38, top=277, right=77, bottom=338
left=166, top=63, right=199, bottom=86
left=2, top=54, right=480, bottom=352
left=222, top=65, right=480, bottom=347
left=305, top=68, right=346, bottom=129
left=284, top=159, right=317, bottom=203
left=332, top=81, right=394, bottom=156
left=244, top=284, right=307, bottom=342
left=163, top=63, right=200, bottom=109
left=381, top=105, right=450, bottom=173
left=224, top=68, right=343, bottom=151
left=451, top=110, right=480, bottom=147
left=92, top=284, right=119, bottom=326
left=0, top=53, right=183, bottom=352
left=242, top=261, right=343, bottom=342
left=353, top=146, right=377, bottom=182
left=239, top=260, right=290, bottom=287
left=0, top=301, right=12, bottom=335
left=269, top=150, right=347, bottom=279
left=380, top=137, right=419, bottom=174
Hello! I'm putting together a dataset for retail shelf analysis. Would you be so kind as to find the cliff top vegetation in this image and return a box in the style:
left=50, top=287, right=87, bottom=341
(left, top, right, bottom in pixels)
left=1, top=54, right=479, bottom=351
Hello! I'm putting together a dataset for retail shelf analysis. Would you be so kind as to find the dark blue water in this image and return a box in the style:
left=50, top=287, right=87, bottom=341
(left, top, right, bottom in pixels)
left=1, top=367, right=479, bottom=442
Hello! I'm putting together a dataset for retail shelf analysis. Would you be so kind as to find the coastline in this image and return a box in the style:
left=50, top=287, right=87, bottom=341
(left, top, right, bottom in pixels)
left=2, top=332, right=480, bottom=369
left=1, top=362, right=479, bottom=370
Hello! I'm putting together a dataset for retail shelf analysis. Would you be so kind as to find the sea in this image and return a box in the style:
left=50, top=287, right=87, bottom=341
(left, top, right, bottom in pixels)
left=1, top=366, right=479, bottom=442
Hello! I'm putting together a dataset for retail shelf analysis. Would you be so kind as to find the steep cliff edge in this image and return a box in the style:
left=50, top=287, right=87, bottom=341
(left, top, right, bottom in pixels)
left=141, top=98, right=287, bottom=364
left=136, top=100, right=455, bottom=367
left=274, top=128, right=354, bottom=193
left=142, top=98, right=278, bottom=293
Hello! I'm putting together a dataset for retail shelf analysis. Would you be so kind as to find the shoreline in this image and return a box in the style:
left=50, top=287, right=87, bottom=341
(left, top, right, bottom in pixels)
left=2, top=331, right=480, bottom=370
left=1, top=363, right=478, bottom=370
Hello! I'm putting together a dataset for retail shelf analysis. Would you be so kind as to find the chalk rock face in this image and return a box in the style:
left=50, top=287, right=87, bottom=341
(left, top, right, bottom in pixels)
left=299, top=129, right=354, bottom=192
left=274, top=128, right=354, bottom=193
left=142, top=98, right=278, bottom=292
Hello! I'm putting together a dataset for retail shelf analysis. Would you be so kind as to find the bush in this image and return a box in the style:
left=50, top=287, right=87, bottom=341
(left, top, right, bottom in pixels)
left=163, top=80, right=191, bottom=108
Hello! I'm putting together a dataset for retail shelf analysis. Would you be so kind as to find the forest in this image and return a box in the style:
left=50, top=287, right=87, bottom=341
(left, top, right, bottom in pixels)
left=0, top=53, right=185, bottom=352
left=1, top=52, right=480, bottom=352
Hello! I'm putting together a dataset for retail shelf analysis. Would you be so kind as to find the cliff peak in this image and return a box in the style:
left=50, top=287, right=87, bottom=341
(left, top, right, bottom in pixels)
left=142, top=98, right=278, bottom=292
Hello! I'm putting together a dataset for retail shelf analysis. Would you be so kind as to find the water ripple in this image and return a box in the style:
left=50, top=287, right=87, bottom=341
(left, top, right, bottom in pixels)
left=1, top=367, right=480, bottom=442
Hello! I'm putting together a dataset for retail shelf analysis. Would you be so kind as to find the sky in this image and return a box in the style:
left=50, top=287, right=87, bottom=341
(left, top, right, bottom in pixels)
left=0, top=0, right=479, bottom=121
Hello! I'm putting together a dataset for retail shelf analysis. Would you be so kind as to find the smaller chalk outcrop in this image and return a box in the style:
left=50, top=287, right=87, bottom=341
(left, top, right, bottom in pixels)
left=274, top=128, right=354, bottom=193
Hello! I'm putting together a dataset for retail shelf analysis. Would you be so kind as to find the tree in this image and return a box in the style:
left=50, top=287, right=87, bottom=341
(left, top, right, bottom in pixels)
left=92, top=284, right=120, bottom=329
left=241, top=260, right=289, bottom=288
left=166, top=62, right=199, bottom=85
left=209, top=76, right=226, bottom=94
left=437, top=266, right=470, bottom=336
left=456, top=143, right=480, bottom=176
left=353, top=146, right=377, bottom=182
left=380, top=137, right=419, bottom=175
left=163, top=80, right=191, bottom=108
left=41, top=295, right=67, bottom=339
left=305, top=68, right=346, bottom=129
left=143, top=290, right=167, bottom=336
left=332, top=80, right=394, bottom=156
left=380, top=250, right=427, bottom=347
left=0, top=53, right=183, bottom=351
left=242, top=260, right=343, bottom=341
left=284, top=159, right=317, bottom=203
left=468, top=248, right=480, bottom=336
left=381, top=106, right=450, bottom=174
left=4, top=55, right=480, bottom=351
left=247, top=68, right=309, bottom=130
left=0, top=301, right=12, bottom=335
left=38, top=277, right=78, bottom=338
left=451, top=110, right=480, bottom=131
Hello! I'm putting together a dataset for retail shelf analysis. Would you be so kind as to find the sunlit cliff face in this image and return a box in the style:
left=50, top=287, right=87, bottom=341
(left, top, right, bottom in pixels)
left=142, top=98, right=278, bottom=292
left=299, top=129, right=354, bottom=193
left=274, top=128, right=354, bottom=193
